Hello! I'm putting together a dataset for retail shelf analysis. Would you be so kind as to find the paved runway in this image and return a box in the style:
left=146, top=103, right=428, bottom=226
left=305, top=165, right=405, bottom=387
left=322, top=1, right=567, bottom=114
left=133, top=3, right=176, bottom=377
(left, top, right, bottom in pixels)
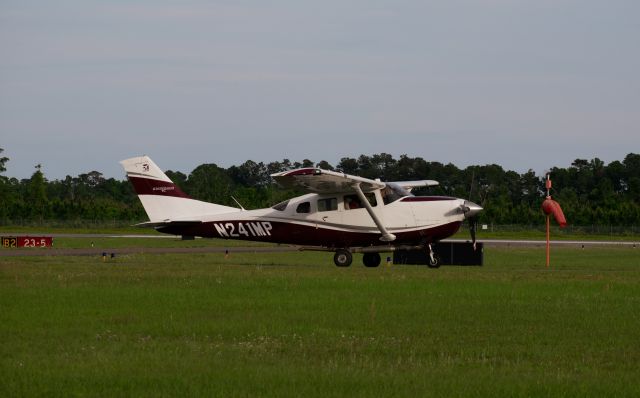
left=0, top=245, right=295, bottom=257
left=0, top=234, right=637, bottom=257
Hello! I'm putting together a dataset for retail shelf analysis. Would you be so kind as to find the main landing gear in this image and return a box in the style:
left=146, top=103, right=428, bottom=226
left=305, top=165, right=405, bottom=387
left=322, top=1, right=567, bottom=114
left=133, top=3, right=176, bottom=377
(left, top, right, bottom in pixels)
left=333, top=249, right=353, bottom=267
left=332, top=244, right=441, bottom=268
left=362, top=252, right=381, bottom=267
left=333, top=250, right=382, bottom=267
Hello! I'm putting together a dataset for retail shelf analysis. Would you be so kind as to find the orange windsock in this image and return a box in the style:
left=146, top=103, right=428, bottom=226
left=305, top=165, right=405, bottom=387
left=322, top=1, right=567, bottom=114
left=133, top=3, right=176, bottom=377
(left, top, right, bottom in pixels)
left=542, top=198, right=567, bottom=228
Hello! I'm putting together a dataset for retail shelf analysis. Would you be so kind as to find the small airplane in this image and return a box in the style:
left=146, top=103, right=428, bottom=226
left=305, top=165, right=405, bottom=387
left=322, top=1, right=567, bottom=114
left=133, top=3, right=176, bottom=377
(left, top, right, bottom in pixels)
left=120, top=156, right=482, bottom=267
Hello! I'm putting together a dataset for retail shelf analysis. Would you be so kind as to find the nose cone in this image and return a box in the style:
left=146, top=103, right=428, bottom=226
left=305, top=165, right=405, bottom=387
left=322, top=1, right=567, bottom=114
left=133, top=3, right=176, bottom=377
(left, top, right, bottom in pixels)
left=462, top=200, right=483, bottom=218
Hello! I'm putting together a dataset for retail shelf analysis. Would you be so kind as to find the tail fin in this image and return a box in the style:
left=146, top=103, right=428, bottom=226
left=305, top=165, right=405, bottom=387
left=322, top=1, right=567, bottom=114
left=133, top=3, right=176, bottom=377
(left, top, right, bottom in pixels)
left=120, top=156, right=239, bottom=222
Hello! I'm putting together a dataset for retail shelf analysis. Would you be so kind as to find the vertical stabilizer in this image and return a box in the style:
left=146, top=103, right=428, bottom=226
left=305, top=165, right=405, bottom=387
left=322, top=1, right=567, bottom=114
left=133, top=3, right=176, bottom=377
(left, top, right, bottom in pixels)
left=120, top=156, right=239, bottom=222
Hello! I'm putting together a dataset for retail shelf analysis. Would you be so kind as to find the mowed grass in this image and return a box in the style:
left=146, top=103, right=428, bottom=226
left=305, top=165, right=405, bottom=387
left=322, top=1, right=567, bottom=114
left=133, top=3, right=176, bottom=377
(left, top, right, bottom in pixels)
left=1, top=248, right=639, bottom=397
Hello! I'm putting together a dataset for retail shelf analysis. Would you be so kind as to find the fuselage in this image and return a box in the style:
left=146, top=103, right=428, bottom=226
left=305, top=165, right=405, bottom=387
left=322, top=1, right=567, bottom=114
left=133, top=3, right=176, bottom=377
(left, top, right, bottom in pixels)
left=157, top=190, right=467, bottom=248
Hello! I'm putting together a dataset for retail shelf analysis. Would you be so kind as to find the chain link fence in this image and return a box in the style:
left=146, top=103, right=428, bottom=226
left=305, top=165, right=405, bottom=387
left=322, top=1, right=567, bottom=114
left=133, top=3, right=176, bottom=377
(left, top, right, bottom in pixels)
left=478, top=223, right=639, bottom=237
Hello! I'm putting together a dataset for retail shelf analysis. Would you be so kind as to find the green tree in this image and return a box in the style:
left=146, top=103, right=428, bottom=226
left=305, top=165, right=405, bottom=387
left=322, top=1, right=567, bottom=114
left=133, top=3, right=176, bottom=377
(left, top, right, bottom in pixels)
left=27, top=164, right=49, bottom=219
left=370, top=153, right=397, bottom=180
left=605, top=160, right=626, bottom=194
left=623, top=153, right=640, bottom=202
left=228, top=160, right=269, bottom=187
left=0, top=148, right=10, bottom=218
left=336, top=157, right=358, bottom=174
left=186, top=163, right=234, bottom=205
left=315, top=160, right=334, bottom=171
left=2, top=151, right=639, bottom=226
left=0, top=147, right=8, bottom=175
left=166, top=170, right=188, bottom=192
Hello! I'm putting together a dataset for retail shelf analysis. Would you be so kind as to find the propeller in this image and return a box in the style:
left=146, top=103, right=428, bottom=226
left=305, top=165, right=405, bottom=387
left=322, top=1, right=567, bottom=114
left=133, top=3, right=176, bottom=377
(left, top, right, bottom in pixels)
left=461, top=200, right=482, bottom=250
left=463, top=170, right=483, bottom=250
left=469, top=214, right=478, bottom=250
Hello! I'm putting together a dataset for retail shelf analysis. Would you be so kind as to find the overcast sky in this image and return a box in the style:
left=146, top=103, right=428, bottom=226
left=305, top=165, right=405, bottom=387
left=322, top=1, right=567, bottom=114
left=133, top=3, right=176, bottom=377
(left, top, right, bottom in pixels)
left=1, top=0, right=638, bottom=180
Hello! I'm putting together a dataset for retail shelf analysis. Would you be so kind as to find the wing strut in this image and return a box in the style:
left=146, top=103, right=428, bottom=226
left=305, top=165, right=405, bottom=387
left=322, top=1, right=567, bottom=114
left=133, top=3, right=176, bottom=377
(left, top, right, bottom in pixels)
left=353, top=183, right=396, bottom=242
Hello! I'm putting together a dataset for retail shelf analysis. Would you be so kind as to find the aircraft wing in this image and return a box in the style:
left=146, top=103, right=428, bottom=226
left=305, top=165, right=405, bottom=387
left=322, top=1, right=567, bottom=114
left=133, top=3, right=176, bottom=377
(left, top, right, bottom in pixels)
left=271, top=168, right=386, bottom=193
left=392, top=180, right=439, bottom=192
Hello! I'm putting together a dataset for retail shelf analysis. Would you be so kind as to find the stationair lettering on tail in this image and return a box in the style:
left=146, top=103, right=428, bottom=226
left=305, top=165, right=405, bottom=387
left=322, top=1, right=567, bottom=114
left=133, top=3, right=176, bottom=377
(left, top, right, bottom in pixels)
left=121, top=155, right=482, bottom=267
left=152, top=186, right=175, bottom=193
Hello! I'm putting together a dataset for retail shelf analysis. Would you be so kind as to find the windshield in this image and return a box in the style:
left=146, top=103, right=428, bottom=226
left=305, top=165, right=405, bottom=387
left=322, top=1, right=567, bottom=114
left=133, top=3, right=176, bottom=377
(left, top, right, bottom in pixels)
left=381, top=183, right=412, bottom=205
left=271, top=200, right=290, bottom=211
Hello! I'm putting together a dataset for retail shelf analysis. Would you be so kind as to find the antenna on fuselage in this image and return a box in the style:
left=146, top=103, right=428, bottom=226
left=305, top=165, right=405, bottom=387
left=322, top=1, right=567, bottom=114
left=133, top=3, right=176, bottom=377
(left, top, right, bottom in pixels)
left=231, top=196, right=246, bottom=211
left=468, top=170, right=475, bottom=202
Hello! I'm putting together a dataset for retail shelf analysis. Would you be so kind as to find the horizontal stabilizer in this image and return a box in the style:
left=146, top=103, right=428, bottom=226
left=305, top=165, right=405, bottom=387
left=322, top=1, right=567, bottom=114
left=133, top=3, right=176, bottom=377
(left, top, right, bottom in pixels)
left=134, top=220, right=203, bottom=228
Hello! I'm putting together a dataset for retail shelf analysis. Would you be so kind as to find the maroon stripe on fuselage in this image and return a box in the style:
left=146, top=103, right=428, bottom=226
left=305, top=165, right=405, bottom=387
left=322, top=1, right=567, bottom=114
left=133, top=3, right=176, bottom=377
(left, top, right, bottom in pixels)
left=156, top=220, right=463, bottom=248
left=128, top=176, right=191, bottom=198
left=401, top=196, right=457, bottom=202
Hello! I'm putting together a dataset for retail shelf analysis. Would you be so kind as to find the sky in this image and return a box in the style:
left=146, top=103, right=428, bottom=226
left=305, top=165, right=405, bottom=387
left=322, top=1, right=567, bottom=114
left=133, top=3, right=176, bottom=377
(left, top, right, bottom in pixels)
left=1, top=0, right=638, bottom=180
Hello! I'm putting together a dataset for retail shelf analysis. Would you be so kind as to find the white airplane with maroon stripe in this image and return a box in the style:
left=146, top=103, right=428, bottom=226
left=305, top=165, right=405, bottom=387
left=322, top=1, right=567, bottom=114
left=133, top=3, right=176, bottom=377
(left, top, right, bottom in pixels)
left=121, top=156, right=482, bottom=267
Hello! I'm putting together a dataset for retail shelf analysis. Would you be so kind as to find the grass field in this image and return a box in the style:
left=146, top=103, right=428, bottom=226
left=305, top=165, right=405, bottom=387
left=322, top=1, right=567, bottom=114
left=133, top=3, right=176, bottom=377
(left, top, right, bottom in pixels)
left=1, top=247, right=639, bottom=397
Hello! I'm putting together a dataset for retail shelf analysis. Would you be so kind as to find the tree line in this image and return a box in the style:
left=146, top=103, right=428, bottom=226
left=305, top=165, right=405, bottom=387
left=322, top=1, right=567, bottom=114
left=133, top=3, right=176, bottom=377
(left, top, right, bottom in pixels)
left=1, top=147, right=639, bottom=226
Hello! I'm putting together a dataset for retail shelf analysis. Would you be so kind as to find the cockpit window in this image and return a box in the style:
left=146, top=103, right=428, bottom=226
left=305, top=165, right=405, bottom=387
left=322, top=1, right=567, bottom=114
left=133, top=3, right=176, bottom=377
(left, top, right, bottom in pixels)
left=381, top=183, right=412, bottom=205
left=272, top=200, right=289, bottom=211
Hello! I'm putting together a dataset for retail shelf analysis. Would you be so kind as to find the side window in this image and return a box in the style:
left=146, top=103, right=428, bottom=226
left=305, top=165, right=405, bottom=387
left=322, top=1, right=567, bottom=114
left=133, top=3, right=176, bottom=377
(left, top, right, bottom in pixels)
left=365, top=192, right=377, bottom=207
left=296, top=202, right=311, bottom=213
left=344, top=193, right=377, bottom=210
left=344, top=194, right=362, bottom=210
left=317, top=198, right=337, bottom=212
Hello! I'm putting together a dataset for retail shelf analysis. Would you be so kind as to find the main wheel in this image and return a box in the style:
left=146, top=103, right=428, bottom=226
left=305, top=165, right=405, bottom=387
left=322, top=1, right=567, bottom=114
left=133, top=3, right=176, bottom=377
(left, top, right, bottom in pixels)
left=362, top=252, right=381, bottom=267
left=334, top=249, right=353, bottom=267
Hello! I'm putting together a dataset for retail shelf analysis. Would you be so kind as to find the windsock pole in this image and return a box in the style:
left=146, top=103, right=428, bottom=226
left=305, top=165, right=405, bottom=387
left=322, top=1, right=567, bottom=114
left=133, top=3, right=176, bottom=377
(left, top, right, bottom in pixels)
left=541, top=174, right=567, bottom=267
left=545, top=174, right=552, bottom=268
left=546, top=212, right=550, bottom=267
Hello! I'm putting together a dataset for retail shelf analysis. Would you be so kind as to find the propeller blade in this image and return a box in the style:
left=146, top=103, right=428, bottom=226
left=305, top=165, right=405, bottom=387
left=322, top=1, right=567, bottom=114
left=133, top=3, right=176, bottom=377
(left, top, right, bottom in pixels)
left=469, top=216, right=478, bottom=250
left=470, top=218, right=476, bottom=243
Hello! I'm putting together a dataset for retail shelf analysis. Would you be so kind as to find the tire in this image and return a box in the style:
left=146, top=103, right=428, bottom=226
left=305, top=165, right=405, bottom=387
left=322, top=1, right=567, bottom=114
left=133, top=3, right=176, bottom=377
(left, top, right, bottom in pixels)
left=362, top=252, right=381, bottom=267
left=427, top=254, right=441, bottom=268
left=334, top=249, right=353, bottom=267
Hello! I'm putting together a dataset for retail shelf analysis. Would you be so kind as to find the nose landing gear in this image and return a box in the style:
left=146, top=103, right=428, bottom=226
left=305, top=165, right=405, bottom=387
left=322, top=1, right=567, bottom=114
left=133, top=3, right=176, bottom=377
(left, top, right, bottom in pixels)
left=427, top=244, right=440, bottom=268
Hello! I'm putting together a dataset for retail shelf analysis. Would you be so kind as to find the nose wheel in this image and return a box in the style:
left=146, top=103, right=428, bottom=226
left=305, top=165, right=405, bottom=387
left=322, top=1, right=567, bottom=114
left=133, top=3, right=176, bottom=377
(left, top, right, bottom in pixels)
left=427, top=244, right=440, bottom=268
